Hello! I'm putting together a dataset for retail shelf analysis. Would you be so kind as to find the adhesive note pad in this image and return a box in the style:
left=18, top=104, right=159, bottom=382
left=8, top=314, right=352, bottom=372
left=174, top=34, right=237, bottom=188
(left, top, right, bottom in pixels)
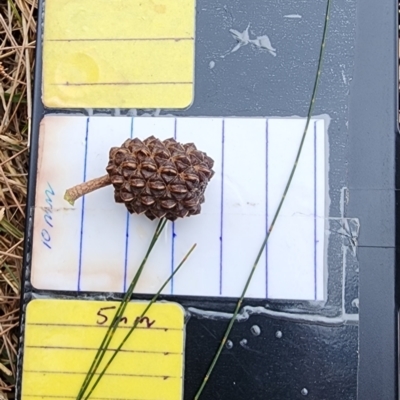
left=32, top=115, right=327, bottom=300
left=21, top=299, right=185, bottom=400
left=42, top=0, right=195, bottom=109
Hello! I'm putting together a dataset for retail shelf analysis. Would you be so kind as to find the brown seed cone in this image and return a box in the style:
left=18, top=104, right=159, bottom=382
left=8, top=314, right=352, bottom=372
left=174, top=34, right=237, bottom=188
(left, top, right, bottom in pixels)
left=64, top=135, right=215, bottom=221
left=106, top=136, right=215, bottom=221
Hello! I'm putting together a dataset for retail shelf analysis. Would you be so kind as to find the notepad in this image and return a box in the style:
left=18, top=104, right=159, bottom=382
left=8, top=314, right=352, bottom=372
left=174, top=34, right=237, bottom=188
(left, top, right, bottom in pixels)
left=21, top=299, right=185, bottom=400
left=42, top=0, right=195, bottom=109
left=32, top=115, right=326, bottom=300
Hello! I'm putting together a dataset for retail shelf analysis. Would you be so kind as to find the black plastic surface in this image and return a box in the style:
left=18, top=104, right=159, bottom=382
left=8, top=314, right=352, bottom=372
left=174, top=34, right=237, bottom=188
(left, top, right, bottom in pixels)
left=347, top=0, right=398, bottom=398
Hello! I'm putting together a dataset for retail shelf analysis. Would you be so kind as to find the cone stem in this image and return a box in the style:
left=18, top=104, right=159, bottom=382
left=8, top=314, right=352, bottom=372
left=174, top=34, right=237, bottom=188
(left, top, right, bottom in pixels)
left=64, top=175, right=111, bottom=205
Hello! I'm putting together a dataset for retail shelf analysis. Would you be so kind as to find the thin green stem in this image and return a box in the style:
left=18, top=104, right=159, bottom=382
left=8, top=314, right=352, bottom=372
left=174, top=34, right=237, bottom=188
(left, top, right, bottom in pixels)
left=83, top=243, right=197, bottom=400
left=76, top=218, right=167, bottom=400
left=6, top=0, right=22, bottom=25
left=193, top=1, right=331, bottom=398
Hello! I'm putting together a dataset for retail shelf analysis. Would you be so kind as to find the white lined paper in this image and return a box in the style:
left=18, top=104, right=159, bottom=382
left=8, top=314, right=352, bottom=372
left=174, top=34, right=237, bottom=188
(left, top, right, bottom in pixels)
left=32, top=115, right=327, bottom=300
left=222, top=118, right=267, bottom=298
left=171, top=118, right=223, bottom=296
left=267, top=119, right=318, bottom=300
left=79, top=117, right=132, bottom=292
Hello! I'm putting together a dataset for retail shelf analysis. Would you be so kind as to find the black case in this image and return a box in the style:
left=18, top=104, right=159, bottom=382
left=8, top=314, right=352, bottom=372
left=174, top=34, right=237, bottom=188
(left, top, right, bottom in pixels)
left=17, top=0, right=399, bottom=399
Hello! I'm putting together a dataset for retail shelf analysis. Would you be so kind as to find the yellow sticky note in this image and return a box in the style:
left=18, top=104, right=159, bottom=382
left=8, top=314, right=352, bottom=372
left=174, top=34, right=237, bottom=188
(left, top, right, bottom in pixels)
left=42, top=0, right=195, bottom=109
left=21, top=299, right=185, bottom=400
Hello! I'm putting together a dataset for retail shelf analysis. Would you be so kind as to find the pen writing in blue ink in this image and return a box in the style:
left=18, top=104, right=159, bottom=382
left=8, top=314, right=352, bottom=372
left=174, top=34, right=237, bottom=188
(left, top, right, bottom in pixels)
left=41, top=182, right=54, bottom=249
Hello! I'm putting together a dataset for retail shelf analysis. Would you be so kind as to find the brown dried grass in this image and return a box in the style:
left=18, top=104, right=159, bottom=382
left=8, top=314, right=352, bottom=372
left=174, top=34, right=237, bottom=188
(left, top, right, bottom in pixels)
left=0, top=0, right=37, bottom=396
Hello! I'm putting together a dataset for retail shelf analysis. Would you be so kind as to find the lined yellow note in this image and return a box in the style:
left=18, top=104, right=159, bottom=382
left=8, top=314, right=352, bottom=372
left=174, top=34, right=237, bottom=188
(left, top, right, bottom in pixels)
left=21, top=299, right=185, bottom=400
left=42, top=0, right=195, bottom=109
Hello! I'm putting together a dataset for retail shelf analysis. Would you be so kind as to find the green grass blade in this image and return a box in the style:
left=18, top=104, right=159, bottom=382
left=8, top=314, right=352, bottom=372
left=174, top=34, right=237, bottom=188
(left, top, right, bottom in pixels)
left=83, top=243, right=197, bottom=400
left=193, top=1, right=332, bottom=398
left=2, top=264, right=20, bottom=289
left=6, top=0, right=22, bottom=25
left=77, top=218, right=167, bottom=400
left=0, top=218, right=23, bottom=239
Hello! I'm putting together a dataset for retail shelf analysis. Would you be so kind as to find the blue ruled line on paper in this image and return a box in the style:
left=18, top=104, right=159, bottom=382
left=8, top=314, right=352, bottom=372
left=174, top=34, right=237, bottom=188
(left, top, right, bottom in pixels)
left=219, top=119, right=225, bottom=295
left=123, top=117, right=134, bottom=292
left=265, top=118, right=269, bottom=299
left=77, top=117, right=90, bottom=292
left=313, top=120, right=317, bottom=300
left=170, top=118, right=177, bottom=295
